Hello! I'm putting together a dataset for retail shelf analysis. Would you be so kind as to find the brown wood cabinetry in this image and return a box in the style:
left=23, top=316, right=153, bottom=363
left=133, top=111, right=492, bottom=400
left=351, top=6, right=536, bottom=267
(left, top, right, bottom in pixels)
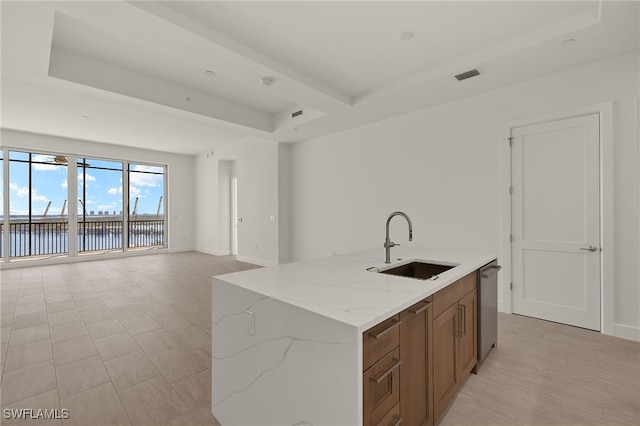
left=363, top=271, right=478, bottom=425
left=433, top=272, right=478, bottom=421
left=363, top=315, right=401, bottom=426
left=363, top=297, right=434, bottom=426
left=458, top=289, right=477, bottom=377
left=433, top=302, right=459, bottom=419
left=363, top=348, right=402, bottom=426
left=399, top=298, right=433, bottom=426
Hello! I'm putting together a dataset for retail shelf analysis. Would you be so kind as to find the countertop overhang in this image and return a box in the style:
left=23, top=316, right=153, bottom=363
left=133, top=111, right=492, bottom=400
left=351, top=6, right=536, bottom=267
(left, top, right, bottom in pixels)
left=214, top=247, right=496, bottom=331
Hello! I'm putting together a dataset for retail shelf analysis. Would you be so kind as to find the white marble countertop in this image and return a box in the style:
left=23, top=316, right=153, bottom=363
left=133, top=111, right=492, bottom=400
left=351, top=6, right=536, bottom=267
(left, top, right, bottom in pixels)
left=214, top=247, right=496, bottom=331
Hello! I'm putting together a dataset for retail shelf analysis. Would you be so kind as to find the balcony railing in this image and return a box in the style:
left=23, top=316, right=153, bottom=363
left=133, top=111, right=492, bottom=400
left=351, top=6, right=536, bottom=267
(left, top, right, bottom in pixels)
left=2, top=218, right=164, bottom=258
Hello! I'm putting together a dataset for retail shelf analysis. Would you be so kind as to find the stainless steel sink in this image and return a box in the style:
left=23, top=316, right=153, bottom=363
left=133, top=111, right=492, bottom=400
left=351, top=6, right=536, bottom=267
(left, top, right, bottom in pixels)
left=376, top=261, right=457, bottom=281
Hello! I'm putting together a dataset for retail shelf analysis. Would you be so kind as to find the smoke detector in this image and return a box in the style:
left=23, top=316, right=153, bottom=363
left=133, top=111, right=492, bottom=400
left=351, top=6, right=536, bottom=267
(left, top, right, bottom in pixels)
left=400, top=31, right=414, bottom=41
left=260, top=76, right=275, bottom=86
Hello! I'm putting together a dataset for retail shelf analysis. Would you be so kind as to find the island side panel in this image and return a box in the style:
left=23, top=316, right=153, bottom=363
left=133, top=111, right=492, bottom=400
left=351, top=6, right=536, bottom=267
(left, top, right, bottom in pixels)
left=212, top=277, right=360, bottom=426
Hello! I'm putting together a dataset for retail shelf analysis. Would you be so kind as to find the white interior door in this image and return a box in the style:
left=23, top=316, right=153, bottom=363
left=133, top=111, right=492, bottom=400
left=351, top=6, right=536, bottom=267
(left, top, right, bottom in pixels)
left=511, top=113, right=601, bottom=331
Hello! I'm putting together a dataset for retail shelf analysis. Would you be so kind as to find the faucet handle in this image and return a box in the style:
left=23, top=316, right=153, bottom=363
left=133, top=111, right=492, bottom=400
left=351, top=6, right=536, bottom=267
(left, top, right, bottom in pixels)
left=384, top=240, right=399, bottom=249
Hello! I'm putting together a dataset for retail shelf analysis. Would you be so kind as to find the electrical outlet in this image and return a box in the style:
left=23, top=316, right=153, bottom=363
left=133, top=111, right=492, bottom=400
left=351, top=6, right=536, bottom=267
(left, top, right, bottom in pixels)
left=244, top=310, right=255, bottom=335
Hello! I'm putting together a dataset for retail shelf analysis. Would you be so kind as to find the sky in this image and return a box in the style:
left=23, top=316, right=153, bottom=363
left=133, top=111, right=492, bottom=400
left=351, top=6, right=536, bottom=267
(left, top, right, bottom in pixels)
left=2, top=152, right=164, bottom=219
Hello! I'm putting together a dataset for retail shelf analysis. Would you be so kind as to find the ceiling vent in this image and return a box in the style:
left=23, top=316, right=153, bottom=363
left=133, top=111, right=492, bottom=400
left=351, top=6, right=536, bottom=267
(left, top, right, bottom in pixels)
left=454, top=69, right=480, bottom=81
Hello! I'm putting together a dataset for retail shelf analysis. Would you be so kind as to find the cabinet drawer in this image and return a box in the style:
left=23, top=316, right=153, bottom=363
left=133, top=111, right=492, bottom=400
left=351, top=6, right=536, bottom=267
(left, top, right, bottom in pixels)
left=433, top=272, right=477, bottom=318
left=363, top=314, right=400, bottom=371
left=364, top=348, right=401, bottom=426
left=377, top=402, right=401, bottom=426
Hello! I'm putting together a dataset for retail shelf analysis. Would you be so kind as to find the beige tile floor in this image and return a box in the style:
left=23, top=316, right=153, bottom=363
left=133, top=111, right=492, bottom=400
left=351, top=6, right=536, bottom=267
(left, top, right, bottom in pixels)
left=1, top=252, right=259, bottom=426
left=1, top=252, right=639, bottom=426
left=439, top=313, right=640, bottom=426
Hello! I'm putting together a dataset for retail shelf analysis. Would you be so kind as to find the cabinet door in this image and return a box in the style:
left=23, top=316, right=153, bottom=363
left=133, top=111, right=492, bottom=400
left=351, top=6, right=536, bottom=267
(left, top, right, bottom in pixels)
left=433, top=304, right=458, bottom=421
left=364, top=348, right=402, bottom=426
left=458, top=289, right=477, bottom=377
left=400, top=298, right=433, bottom=426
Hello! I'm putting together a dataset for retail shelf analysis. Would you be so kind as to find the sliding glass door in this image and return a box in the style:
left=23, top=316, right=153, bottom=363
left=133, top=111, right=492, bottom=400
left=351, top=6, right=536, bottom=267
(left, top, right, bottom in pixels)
left=128, top=163, right=165, bottom=249
left=77, top=158, right=124, bottom=254
left=1, top=148, right=167, bottom=263
left=7, top=151, right=69, bottom=259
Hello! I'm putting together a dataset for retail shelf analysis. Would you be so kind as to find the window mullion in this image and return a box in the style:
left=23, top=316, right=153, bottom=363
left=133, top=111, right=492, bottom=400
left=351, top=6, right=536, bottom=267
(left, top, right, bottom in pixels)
left=2, top=149, right=9, bottom=262
left=123, top=161, right=129, bottom=251
left=68, top=156, right=78, bottom=257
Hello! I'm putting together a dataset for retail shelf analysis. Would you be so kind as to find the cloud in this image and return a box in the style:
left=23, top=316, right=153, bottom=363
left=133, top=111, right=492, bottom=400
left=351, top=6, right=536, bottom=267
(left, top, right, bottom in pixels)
left=108, top=187, right=121, bottom=195
left=129, top=185, right=141, bottom=197
left=33, top=163, right=60, bottom=171
left=9, top=182, right=49, bottom=202
left=130, top=165, right=163, bottom=187
left=133, top=164, right=163, bottom=174
left=61, top=179, right=68, bottom=189
left=78, top=173, right=96, bottom=182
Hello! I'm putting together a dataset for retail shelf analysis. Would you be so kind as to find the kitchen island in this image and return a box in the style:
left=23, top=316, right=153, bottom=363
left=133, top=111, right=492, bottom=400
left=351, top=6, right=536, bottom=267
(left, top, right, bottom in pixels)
left=211, top=247, right=496, bottom=426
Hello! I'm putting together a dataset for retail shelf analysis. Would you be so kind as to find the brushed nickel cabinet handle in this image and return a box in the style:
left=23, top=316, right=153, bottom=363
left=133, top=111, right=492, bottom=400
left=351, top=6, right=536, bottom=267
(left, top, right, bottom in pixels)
left=457, top=307, right=463, bottom=337
left=409, top=300, right=432, bottom=315
left=368, top=319, right=401, bottom=339
left=580, top=246, right=597, bottom=252
left=370, top=359, right=402, bottom=383
left=462, top=305, right=467, bottom=335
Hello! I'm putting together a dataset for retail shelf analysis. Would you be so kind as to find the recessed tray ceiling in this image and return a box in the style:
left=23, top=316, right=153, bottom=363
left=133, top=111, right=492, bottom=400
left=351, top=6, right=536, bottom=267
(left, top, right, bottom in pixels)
left=48, top=11, right=324, bottom=133
left=161, top=1, right=601, bottom=99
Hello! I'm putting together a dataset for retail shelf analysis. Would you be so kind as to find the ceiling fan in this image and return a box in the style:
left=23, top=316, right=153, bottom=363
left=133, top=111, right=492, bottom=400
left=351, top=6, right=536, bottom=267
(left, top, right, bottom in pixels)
left=44, top=155, right=91, bottom=166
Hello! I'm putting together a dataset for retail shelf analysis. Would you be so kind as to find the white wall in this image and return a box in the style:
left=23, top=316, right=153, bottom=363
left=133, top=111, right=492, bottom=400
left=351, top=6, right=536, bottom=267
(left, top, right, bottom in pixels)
left=1, top=128, right=195, bottom=253
left=290, top=53, right=640, bottom=338
left=194, top=137, right=287, bottom=266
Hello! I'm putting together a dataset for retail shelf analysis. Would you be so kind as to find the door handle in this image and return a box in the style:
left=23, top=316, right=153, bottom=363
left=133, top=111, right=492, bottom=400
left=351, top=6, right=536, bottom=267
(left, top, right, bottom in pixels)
left=580, top=246, right=597, bottom=252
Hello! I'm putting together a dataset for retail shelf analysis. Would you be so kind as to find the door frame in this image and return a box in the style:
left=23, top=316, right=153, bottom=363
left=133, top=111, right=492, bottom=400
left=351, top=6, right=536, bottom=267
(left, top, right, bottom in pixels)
left=231, top=175, right=238, bottom=256
left=500, top=102, right=614, bottom=335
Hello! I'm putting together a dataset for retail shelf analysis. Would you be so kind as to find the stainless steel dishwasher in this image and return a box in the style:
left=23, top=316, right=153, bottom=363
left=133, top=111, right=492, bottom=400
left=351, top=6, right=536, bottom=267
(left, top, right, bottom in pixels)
left=478, top=261, right=501, bottom=363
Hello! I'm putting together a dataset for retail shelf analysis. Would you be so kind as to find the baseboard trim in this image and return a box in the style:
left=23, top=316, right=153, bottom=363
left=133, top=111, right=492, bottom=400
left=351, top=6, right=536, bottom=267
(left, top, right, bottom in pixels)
left=167, top=247, right=193, bottom=254
left=193, top=248, right=231, bottom=256
left=236, top=255, right=277, bottom=267
left=0, top=247, right=169, bottom=269
left=614, top=323, right=640, bottom=342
